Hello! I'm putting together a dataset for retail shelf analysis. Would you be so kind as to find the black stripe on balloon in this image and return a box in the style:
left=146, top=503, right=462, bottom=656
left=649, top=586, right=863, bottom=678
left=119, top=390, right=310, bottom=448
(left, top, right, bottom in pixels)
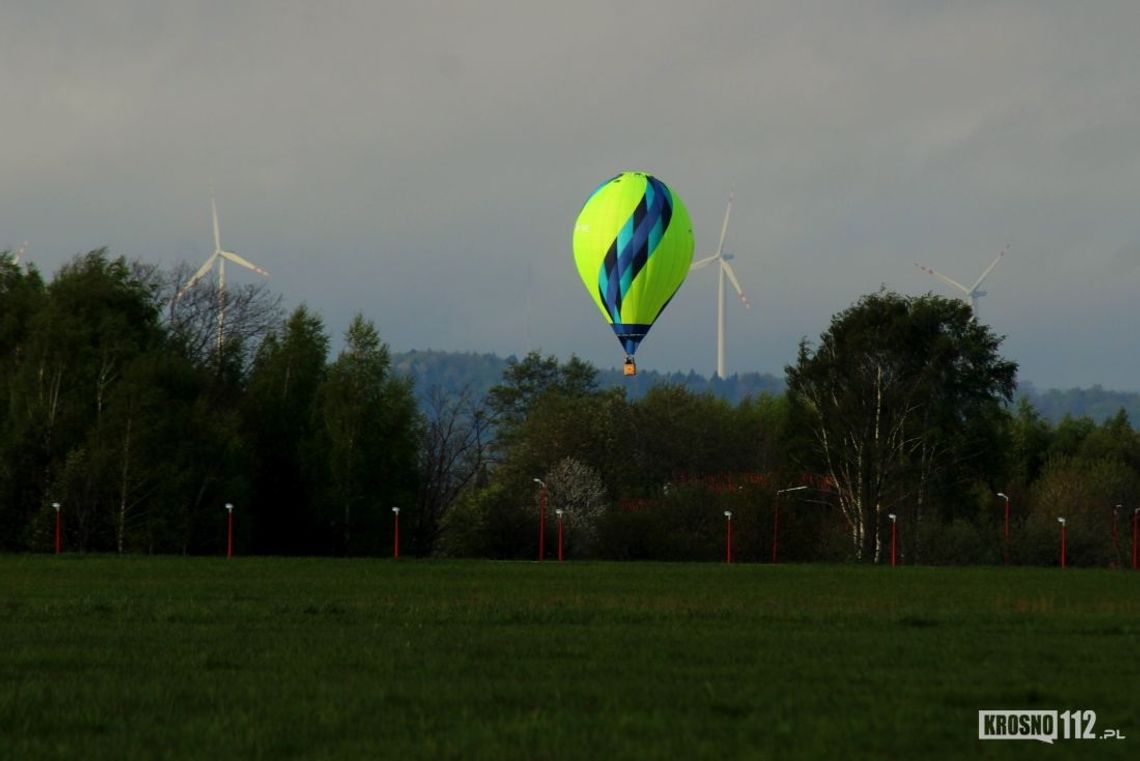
left=600, top=236, right=620, bottom=321
left=620, top=177, right=669, bottom=298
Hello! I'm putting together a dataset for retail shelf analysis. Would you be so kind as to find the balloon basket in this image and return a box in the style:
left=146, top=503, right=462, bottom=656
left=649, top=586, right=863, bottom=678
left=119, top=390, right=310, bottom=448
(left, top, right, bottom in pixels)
left=623, top=357, right=637, bottom=376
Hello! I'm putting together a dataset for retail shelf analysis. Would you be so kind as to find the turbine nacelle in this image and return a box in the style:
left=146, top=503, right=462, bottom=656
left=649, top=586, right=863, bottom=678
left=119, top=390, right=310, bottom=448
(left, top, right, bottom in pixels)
left=914, top=244, right=1008, bottom=322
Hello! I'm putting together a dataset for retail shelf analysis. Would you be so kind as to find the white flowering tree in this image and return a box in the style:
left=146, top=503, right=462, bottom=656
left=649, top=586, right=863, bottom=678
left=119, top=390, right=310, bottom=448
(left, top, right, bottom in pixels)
left=545, top=457, right=607, bottom=556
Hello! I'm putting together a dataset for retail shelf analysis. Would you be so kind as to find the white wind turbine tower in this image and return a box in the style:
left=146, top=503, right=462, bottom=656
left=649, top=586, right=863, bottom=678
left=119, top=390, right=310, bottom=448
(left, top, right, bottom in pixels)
left=690, top=191, right=751, bottom=378
left=175, top=195, right=269, bottom=354
left=914, top=245, right=1008, bottom=321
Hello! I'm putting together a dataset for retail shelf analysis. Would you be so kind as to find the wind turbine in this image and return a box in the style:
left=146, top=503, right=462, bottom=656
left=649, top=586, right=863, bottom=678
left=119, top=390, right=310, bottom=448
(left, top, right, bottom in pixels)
left=690, top=191, right=750, bottom=378
left=175, top=195, right=269, bottom=354
left=914, top=245, right=1008, bottom=321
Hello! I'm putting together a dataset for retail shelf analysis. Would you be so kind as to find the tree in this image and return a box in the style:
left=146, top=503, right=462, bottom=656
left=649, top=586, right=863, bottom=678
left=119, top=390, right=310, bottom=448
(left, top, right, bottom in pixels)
left=785, top=291, right=1016, bottom=562
left=629, top=385, right=751, bottom=490
left=163, top=260, right=282, bottom=378
left=242, top=306, right=330, bottom=553
left=317, top=315, right=419, bottom=555
left=1026, top=456, right=1137, bottom=566
left=7, top=251, right=167, bottom=550
left=1005, top=396, right=1053, bottom=487
left=486, top=351, right=599, bottom=436
left=415, top=384, right=491, bottom=556
left=0, top=252, right=46, bottom=549
left=544, top=457, right=607, bottom=556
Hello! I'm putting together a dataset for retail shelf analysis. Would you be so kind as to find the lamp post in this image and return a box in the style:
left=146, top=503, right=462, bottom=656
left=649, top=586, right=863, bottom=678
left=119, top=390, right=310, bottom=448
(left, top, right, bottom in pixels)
left=555, top=509, right=564, bottom=562
left=888, top=513, right=897, bottom=567
left=392, top=507, right=400, bottom=559
left=724, top=511, right=733, bottom=564
left=1057, top=517, right=1067, bottom=569
left=996, top=492, right=1010, bottom=565
left=533, top=478, right=547, bottom=562
left=773, top=486, right=808, bottom=564
left=52, top=502, right=61, bottom=555
left=225, top=503, right=234, bottom=558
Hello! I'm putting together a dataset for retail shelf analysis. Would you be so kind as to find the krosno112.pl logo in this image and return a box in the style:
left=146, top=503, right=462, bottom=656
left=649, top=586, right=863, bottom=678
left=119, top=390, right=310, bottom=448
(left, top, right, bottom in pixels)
left=978, top=710, right=1126, bottom=743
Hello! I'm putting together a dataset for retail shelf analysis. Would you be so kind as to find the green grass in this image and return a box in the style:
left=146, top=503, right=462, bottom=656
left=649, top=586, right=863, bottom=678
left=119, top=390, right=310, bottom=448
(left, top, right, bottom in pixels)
left=1, top=558, right=1137, bottom=760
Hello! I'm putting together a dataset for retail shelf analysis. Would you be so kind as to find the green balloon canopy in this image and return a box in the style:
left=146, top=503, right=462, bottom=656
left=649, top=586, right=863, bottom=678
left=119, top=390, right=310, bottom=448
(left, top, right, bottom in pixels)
left=572, top=172, right=694, bottom=374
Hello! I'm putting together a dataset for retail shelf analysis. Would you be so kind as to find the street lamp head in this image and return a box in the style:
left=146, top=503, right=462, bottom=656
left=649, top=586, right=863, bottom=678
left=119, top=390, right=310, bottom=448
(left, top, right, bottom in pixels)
left=555, top=509, right=563, bottom=517
left=532, top=478, right=546, bottom=489
left=1057, top=517, right=1066, bottom=525
left=723, top=510, right=732, bottom=519
left=224, top=503, right=233, bottom=512
left=888, top=513, right=897, bottom=522
left=392, top=507, right=400, bottom=514
left=51, top=502, right=60, bottom=511
left=996, top=492, right=1008, bottom=500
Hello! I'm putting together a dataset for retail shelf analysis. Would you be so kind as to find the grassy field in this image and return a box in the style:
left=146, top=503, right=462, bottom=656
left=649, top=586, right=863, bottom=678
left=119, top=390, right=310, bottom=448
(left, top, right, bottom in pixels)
left=1, top=557, right=1137, bottom=760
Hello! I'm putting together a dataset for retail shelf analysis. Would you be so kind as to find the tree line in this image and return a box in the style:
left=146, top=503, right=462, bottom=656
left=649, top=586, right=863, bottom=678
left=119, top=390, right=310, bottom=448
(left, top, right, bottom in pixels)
left=3, top=249, right=1137, bottom=565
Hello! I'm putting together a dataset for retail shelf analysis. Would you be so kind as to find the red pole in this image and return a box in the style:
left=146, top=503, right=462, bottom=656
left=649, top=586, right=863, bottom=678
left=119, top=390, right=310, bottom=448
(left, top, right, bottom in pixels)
left=725, top=512, right=733, bottom=564
left=226, top=503, right=234, bottom=559
left=395, top=511, right=401, bottom=559
left=53, top=503, right=61, bottom=555
left=996, top=492, right=1011, bottom=566
left=557, top=511, right=564, bottom=562
left=1059, top=520, right=1067, bottom=569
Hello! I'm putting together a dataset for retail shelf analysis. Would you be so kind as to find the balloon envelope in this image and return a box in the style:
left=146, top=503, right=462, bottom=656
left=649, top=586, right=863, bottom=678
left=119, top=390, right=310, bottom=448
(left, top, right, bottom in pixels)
left=573, top=172, right=694, bottom=359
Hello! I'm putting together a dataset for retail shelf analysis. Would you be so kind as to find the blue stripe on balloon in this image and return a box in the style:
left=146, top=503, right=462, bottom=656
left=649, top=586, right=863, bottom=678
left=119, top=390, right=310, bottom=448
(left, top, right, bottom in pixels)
left=607, top=215, right=635, bottom=307
left=616, top=182, right=666, bottom=299
left=596, top=175, right=675, bottom=327
left=647, top=216, right=663, bottom=261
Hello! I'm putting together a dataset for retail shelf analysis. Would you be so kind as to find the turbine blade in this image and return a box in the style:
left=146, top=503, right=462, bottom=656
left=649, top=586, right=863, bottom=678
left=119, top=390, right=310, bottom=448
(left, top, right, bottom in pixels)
left=176, top=254, right=219, bottom=299
left=690, top=255, right=719, bottom=271
left=914, top=263, right=969, bottom=294
left=712, top=190, right=734, bottom=261
left=211, top=196, right=222, bottom=253
left=969, top=244, right=1008, bottom=292
left=221, top=250, right=269, bottom=277
left=721, top=260, right=751, bottom=309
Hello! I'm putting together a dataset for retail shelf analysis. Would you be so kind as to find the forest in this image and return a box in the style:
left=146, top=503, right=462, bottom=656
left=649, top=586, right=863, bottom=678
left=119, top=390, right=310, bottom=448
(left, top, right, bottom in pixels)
left=2, top=248, right=1137, bottom=565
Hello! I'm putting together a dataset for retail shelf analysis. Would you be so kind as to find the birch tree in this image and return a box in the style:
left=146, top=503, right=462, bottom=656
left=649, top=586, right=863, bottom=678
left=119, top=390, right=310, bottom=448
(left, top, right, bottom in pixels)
left=786, top=292, right=1016, bottom=562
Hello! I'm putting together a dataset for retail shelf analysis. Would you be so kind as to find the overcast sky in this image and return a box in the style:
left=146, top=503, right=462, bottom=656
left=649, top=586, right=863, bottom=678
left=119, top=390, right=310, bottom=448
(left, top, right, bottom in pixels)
left=4, top=1, right=1140, bottom=390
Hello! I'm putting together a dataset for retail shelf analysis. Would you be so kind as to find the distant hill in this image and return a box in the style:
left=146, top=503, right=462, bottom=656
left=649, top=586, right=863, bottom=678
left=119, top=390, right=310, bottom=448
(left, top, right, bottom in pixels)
left=391, top=350, right=1140, bottom=424
left=1015, top=382, right=1140, bottom=425
left=390, top=350, right=784, bottom=406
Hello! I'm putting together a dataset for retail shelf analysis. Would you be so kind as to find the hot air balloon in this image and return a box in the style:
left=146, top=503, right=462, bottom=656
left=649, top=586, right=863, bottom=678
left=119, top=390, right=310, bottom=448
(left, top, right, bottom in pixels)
left=573, top=172, right=694, bottom=376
